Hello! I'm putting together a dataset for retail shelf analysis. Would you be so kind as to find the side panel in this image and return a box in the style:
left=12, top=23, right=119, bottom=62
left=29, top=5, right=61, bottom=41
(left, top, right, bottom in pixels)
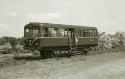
left=39, top=37, right=98, bottom=48
left=40, top=37, right=69, bottom=47
left=77, top=37, right=98, bottom=45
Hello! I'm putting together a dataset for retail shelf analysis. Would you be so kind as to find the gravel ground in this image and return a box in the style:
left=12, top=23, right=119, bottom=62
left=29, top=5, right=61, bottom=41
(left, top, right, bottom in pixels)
left=0, top=51, right=125, bottom=79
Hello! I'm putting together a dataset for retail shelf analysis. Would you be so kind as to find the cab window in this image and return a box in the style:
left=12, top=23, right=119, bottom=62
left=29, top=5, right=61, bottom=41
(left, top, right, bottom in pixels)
left=25, top=28, right=39, bottom=37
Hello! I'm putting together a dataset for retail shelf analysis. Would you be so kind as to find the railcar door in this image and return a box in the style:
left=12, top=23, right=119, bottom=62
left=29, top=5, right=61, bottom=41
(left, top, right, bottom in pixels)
left=68, top=28, right=77, bottom=49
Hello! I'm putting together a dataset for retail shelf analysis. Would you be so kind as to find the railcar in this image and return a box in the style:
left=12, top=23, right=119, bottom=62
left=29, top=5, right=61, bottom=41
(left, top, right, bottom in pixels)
left=24, top=22, right=98, bottom=58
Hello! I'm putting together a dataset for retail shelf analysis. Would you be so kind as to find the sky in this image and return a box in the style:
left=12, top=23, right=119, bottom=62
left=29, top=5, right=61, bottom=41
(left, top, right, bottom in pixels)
left=0, top=0, right=125, bottom=37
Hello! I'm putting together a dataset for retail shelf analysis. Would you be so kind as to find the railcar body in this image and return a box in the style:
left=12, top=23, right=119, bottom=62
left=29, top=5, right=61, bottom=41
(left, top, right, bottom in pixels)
left=24, top=22, right=98, bottom=57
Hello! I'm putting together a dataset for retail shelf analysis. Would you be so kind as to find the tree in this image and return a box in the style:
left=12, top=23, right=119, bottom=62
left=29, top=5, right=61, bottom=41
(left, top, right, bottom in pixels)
left=17, top=37, right=24, bottom=45
left=0, top=37, right=7, bottom=45
left=2, top=37, right=18, bottom=49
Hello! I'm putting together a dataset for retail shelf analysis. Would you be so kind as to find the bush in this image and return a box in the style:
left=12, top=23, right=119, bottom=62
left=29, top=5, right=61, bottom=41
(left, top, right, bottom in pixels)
left=98, top=32, right=125, bottom=50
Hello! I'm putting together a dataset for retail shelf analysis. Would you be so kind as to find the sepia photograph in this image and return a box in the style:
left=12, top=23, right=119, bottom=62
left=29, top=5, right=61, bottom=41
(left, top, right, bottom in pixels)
left=0, top=0, right=125, bottom=79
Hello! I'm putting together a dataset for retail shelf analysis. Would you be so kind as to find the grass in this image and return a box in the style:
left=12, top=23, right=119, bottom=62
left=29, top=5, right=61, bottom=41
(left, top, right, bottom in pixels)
left=0, top=46, right=125, bottom=68
left=1, top=47, right=125, bottom=79
left=0, top=56, right=26, bottom=68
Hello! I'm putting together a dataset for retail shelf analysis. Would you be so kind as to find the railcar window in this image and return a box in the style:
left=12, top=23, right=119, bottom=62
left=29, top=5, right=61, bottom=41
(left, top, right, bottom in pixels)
left=44, top=28, right=49, bottom=37
left=25, top=29, right=28, bottom=37
left=83, top=30, right=89, bottom=37
left=77, top=30, right=82, bottom=37
left=25, top=29, right=29, bottom=37
left=95, top=30, right=97, bottom=36
left=42, top=28, right=67, bottom=37
left=68, top=29, right=75, bottom=37
left=88, top=30, right=93, bottom=37
left=64, top=29, right=68, bottom=37
left=68, top=31, right=71, bottom=37
left=93, top=30, right=96, bottom=37
left=48, top=28, right=56, bottom=37
left=82, top=29, right=97, bottom=37
left=33, top=30, right=38, bottom=37
left=26, top=29, right=29, bottom=32
left=25, top=28, right=39, bottom=37
left=90, top=30, right=97, bottom=37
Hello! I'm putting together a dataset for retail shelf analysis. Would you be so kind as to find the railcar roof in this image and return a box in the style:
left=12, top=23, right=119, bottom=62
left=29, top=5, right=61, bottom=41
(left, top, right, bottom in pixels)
left=25, top=22, right=97, bottom=29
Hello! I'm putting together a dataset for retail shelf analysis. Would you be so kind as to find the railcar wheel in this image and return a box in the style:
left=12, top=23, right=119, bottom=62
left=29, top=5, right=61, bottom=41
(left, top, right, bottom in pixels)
left=40, top=50, right=55, bottom=58
left=40, top=50, right=46, bottom=59
left=50, top=51, right=55, bottom=57
left=84, top=51, right=88, bottom=55
left=46, top=50, right=54, bottom=58
left=81, top=50, right=88, bottom=55
left=68, top=48, right=77, bottom=56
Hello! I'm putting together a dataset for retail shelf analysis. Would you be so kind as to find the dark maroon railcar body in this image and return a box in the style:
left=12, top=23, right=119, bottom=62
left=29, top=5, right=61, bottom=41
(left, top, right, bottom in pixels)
left=24, top=22, right=98, bottom=57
